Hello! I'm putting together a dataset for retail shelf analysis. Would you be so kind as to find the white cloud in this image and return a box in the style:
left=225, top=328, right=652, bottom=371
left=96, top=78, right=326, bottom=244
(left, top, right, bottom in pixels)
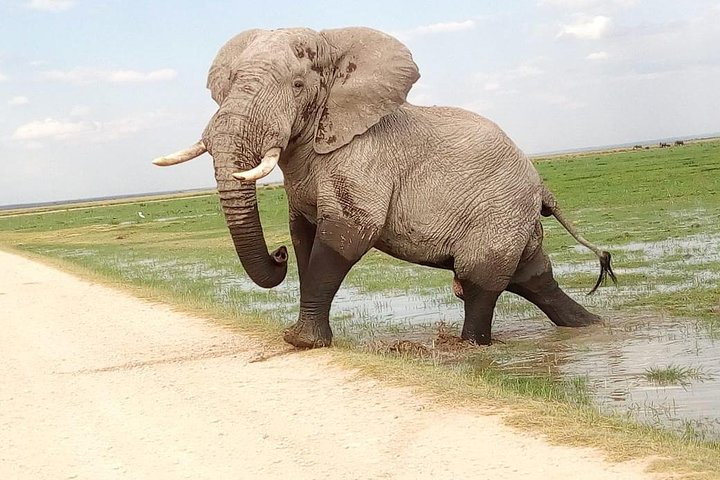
left=25, top=0, right=75, bottom=11
left=392, top=20, right=476, bottom=41
left=22, top=141, right=45, bottom=150
left=42, top=67, right=178, bottom=85
left=557, top=15, right=612, bottom=39
left=539, top=0, right=637, bottom=9
left=13, top=118, right=99, bottom=141
left=509, top=64, right=544, bottom=78
left=0, top=72, right=8, bottom=82
left=69, top=105, right=91, bottom=117
left=598, top=8, right=720, bottom=77
left=95, top=113, right=166, bottom=141
left=8, top=96, right=30, bottom=106
left=586, top=51, right=609, bottom=60
left=11, top=111, right=179, bottom=148
left=475, top=59, right=546, bottom=89
left=537, top=92, right=587, bottom=109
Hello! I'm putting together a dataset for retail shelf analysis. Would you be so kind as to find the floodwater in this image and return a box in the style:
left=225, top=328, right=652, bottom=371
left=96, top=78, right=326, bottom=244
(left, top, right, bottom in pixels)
left=558, top=315, right=720, bottom=439
left=313, top=233, right=720, bottom=440
left=33, top=229, right=720, bottom=440
left=205, top=265, right=720, bottom=441
left=489, top=311, right=720, bottom=441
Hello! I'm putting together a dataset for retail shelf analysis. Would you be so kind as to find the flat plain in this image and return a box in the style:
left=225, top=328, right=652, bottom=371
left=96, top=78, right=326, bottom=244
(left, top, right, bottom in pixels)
left=2, top=140, right=720, bottom=476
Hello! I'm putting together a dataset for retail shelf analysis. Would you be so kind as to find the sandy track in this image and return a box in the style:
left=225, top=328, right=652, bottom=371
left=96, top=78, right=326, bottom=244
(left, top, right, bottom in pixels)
left=0, top=250, right=657, bottom=479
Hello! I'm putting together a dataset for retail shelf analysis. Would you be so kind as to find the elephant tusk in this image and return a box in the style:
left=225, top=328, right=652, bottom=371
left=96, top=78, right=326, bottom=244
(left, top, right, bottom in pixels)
left=232, top=147, right=281, bottom=181
left=152, top=140, right=207, bottom=166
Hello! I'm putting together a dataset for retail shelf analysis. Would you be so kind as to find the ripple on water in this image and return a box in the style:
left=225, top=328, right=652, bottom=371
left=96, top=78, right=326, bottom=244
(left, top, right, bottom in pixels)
left=43, top=229, right=720, bottom=440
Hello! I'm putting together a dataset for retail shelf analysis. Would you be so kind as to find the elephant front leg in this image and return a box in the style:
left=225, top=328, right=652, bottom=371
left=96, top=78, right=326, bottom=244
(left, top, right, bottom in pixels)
left=284, top=218, right=376, bottom=349
left=289, top=211, right=316, bottom=284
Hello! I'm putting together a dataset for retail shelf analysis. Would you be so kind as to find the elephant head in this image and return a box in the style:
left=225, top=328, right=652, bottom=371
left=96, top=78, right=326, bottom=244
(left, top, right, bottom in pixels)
left=154, top=27, right=419, bottom=289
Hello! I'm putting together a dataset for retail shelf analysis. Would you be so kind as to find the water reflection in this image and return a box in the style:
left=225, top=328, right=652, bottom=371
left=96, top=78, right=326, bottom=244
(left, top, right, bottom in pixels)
left=37, top=243, right=720, bottom=441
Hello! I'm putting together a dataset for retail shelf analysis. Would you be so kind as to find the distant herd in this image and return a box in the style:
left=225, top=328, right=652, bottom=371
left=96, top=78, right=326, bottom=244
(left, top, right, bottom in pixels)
left=633, top=140, right=685, bottom=150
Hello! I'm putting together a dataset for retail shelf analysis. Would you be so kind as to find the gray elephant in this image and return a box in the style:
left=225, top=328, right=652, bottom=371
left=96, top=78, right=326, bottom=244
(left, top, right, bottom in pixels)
left=154, top=27, right=616, bottom=348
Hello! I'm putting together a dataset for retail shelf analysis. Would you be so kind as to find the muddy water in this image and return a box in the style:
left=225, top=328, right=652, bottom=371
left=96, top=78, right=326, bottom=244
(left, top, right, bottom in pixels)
left=34, top=228, right=720, bottom=441
left=136, top=255, right=720, bottom=440
left=561, top=315, right=720, bottom=440
left=236, top=274, right=719, bottom=439
left=489, top=312, right=720, bottom=440
left=332, top=290, right=720, bottom=440
left=321, top=234, right=720, bottom=440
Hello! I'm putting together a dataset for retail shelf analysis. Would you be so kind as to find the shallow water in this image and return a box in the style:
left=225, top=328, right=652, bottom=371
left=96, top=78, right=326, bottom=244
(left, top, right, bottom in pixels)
left=331, top=287, right=720, bottom=440
left=32, top=229, right=720, bottom=440
left=193, top=264, right=720, bottom=440
left=490, top=313, right=720, bottom=440
left=334, top=233, right=720, bottom=440
left=575, top=317, right=720, bottom=439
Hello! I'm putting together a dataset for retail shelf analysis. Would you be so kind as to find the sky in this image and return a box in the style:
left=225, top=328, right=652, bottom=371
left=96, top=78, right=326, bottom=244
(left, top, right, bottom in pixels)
left=1, top=0, right=719, bottom=206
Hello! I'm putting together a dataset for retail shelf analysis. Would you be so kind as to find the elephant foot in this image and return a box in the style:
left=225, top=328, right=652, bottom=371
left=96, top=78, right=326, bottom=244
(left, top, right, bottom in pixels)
left=283, top=320, right=333, bottom=349
left=460, top=332, right=492, bottom=346
left=551, top=309, right=603, bottom=327
left=506, top=270, right=604, bottom=328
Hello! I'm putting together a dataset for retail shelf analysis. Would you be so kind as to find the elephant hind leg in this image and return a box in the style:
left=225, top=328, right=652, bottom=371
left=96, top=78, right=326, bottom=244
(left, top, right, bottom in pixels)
left=508, top=246, right=602, bottom=327
left=457, top=281, right=501, bottom=345
left=454, top=237, right=523, bottom=345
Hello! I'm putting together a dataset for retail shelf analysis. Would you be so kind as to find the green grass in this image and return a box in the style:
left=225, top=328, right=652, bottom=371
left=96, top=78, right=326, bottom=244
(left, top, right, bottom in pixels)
left=2, top=140, right=720, bottom=477
left=644, top=365, right=711, bottom=385
left=8, top=142, right=719, bottom=328
left=2, top=141, right=718, bottom=343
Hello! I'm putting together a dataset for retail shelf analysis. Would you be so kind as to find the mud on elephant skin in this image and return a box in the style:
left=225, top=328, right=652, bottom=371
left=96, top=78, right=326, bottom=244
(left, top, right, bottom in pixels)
left=153, top=26, right=616, bottom=348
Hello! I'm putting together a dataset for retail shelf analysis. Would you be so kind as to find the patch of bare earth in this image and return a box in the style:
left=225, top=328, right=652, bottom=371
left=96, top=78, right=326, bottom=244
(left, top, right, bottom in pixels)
left=0, top=250, right=659, bottom=479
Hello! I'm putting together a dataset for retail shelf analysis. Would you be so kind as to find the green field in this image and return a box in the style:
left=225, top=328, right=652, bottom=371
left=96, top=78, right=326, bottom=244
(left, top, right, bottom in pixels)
left=3, top=141, right=718, bottom=324
left=2, top=140, right=720, bottom=476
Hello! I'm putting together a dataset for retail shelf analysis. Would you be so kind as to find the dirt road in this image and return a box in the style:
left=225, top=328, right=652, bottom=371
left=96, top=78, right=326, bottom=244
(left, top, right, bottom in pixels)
left=0, top=250, right=657, bottom=479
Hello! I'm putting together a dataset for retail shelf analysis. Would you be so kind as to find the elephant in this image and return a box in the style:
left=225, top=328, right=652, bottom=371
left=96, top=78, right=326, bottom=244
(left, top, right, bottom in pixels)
left=153, top=27, right=616, bottom=348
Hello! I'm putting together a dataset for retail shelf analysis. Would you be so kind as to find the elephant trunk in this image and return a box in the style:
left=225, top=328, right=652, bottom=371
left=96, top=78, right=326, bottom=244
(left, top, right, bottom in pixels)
left=213, top=149, right=288, bottom=289
left=203, top=79, right=293, bottom=289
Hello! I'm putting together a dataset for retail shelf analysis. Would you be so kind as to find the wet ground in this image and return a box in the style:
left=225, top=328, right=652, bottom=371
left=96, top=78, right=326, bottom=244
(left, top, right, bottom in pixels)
left=148, top=259, right=720, bottom=441
left=559, top=314, right=720, bottom=440
left=487, top=311, right=720, bottom=441
left=30, top=229, right=720, bottom=441
left=287, top=232, right=714, bottom=442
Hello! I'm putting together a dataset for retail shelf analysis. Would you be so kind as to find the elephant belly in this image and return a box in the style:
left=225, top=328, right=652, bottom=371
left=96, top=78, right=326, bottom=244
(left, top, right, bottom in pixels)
left=374, top=229, right=454, bottom=270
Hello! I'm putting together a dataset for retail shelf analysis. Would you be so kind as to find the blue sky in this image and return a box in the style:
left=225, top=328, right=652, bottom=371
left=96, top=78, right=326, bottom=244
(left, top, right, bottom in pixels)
left=1, top=0, right=719, bottom=205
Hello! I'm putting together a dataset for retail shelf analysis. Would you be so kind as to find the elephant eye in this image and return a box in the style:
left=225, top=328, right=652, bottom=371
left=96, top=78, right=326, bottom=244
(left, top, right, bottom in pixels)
left=293, top=79, right=305, bottom=90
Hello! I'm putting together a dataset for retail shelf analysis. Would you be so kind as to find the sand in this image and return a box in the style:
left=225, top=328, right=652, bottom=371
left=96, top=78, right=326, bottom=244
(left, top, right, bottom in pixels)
left=0, top=250, right=659, bottom=479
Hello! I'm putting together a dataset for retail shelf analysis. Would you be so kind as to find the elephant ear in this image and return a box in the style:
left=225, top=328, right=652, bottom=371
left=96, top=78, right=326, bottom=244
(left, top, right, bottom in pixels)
left=314, top=27, right=420, bottom=154
left=207, top=29, right=263, bottom=105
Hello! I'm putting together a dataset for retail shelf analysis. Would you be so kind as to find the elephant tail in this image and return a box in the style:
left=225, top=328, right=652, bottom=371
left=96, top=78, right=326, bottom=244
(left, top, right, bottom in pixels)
left=541, top=187, right=617, bottom=295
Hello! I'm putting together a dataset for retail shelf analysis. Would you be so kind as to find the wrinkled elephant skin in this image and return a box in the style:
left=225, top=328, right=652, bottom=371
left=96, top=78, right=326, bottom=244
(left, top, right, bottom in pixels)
left=155, top=27, right=615, bottom=348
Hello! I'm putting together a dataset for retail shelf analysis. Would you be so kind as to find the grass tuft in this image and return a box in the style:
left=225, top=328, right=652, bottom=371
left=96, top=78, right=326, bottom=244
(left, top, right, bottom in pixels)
left=643, top=365, right=712, bottom=385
